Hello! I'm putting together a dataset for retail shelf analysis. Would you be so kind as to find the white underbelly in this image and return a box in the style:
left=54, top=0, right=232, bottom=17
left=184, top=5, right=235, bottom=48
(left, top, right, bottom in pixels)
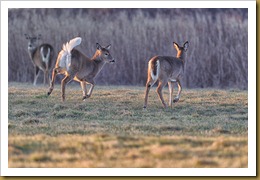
left=168, top=78, right=177, bottom=82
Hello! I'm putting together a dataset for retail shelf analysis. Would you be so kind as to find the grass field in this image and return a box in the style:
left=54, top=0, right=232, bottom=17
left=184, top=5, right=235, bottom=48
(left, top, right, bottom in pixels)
left=8, top=82, right=248, bottom=168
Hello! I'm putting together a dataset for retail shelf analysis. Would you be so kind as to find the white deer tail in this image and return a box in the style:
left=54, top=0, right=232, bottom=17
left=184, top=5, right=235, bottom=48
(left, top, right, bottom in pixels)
left=40, top=47, right=50, bottom=63
left=150, top=60, right=160, bottom=81
left=59, top=37, right=82, bottom=70
left=40, top=47, right=51, bottom=70
left=62, top=37, right=82, bottom=53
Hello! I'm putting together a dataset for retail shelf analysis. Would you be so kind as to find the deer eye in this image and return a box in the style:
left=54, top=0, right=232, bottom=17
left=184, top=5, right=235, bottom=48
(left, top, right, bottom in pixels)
left=105, top=53, right=109, bottom=56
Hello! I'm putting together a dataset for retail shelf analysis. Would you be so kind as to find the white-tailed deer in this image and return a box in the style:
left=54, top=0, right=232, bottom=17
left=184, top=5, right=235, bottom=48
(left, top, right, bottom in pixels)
left=143, top=41, right=189, bottom=109
left=25, top=34, right=54, bottom=85
left=47, top=37, right=115, bottom=102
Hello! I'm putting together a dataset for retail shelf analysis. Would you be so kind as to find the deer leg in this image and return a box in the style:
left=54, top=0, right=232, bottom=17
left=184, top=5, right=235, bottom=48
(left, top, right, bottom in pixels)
left=86, top=82, right=95, bottom=98
left=43, top=71, right=46, bottom=85
left=143, top=78, right=156, bottom=109
left=173, top=79, right=182, bottom=103
left=48, top=75, right=51, bottom=86
left=47, top=68, right=59, bottom=96
left=156, top=80, right=167, bottom=108
left=61, top=75, right=72, bottom=102
left=44, top=70, right=49, bottom=86
left=33, top=66, right=40, bottom=86
left=80, top=81, right=88, bottom=100
left=168, top=81, right=174, bottom=108
left=45, top=61, right=49, bottom=85
left=143, top=83, right=151, bottom=109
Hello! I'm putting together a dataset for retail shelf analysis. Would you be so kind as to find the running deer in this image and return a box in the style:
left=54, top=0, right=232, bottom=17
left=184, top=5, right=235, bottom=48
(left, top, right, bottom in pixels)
left=143, top=41, right=189, bottom=109
left=25, top=34, right=54, bottom=85
left=47, top=37, right=115, bottom=102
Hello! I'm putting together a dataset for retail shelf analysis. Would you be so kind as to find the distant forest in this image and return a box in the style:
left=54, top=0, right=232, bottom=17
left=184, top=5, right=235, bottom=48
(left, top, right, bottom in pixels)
left=8, top=8, right=248, bottom=89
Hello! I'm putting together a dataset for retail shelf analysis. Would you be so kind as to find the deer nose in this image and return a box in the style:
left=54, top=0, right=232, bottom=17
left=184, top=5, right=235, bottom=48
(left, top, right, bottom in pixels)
left=109, top=58, right=115, bottom=63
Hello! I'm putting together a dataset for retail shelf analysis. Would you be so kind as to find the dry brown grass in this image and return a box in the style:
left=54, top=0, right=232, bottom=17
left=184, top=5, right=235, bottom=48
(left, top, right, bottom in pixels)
left=9, top=134, right=247, bottom=168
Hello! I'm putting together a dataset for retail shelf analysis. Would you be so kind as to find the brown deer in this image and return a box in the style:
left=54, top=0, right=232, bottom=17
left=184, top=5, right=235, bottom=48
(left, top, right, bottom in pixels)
left=47, top=37, right=115, bottom=102
left=24, top=34, right=54, bottom=85
left=143, top=41, right=189, bottom=109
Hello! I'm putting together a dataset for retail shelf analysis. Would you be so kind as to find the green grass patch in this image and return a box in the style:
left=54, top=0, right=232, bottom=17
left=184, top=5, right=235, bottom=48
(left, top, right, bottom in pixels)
left=8, top=83, right=248, bottom=168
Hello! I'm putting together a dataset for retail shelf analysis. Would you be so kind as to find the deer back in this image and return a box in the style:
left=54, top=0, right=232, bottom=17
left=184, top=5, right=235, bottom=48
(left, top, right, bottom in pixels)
left=71, top=49, right=95, bottom=77
left=157, top=56, right=184, bottom=80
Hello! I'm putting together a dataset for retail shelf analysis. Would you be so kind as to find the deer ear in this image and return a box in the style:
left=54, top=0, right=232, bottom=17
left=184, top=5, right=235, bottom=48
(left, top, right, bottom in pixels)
left=173, top=42, right=179, bottom=50
left=96, top=43, right=102, bottom=50
left=24, top=34, right=30, bottom=39
left=105, top=44, right=111, bottom=50
left=183, top=41, right=189, bottom=51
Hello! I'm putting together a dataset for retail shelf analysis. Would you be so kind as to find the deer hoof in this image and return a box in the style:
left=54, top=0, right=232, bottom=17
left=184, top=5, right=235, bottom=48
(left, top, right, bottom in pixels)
left=173, top=98, right=179, bottom=103
left=82, top=95, right=90, bottom=101
left=47, top=88, right=53, bottom=96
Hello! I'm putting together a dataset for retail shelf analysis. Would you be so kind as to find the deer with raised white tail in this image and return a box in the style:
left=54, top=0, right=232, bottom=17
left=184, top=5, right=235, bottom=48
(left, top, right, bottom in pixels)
left=143, top=41, right=189, bottom=109
left=47, top=37, right=115, bottom=102
left=24, top=34, right=54, bottom=85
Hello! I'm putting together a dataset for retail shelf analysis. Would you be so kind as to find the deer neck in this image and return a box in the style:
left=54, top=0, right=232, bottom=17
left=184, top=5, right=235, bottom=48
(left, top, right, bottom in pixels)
left=92, top=51, right=106, bottom=74
left=176, top=52, right=185, bottom=64
left=28, top=47, right=37, bottom=60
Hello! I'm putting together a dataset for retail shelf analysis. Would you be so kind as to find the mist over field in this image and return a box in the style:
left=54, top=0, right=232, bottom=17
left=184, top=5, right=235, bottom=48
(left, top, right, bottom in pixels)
left=8, top=8, right=248, bottom=89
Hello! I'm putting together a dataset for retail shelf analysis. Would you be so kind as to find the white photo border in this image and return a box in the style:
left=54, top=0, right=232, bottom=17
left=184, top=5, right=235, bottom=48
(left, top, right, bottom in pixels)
left=1, top=0, right=256, bottom=176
